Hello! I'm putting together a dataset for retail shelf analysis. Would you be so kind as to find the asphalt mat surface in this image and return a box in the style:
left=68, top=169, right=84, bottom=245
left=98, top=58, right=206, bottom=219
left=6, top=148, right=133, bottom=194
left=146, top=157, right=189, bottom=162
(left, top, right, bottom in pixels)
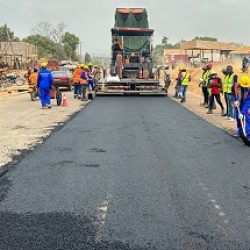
left=0, top=96, right=250, bottom=250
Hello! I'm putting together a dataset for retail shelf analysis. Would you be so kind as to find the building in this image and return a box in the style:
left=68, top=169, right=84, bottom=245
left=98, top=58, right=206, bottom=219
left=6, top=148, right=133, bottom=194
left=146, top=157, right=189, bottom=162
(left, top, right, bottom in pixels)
left=229, top=47, right=250, bottom=61
left=179, top=40, right=245, bottom=64
left=0, top=42, right=38, bottom=69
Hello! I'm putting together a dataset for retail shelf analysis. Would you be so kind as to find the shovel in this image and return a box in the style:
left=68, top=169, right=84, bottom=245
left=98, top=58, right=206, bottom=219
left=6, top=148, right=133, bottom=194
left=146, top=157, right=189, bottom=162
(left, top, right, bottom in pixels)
left=236, top=106, right=250, bottom=146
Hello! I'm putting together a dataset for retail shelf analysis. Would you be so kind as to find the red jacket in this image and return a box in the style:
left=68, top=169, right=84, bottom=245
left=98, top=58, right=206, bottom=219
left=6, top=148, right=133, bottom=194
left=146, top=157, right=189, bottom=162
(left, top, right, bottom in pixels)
left=208, top=77, right=222, bottom=95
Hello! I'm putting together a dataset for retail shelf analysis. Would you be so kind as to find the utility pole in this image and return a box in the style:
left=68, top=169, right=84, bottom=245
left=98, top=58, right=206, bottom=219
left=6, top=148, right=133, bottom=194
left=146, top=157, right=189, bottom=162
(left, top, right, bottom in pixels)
left=79, top=42, right=84, bottom=62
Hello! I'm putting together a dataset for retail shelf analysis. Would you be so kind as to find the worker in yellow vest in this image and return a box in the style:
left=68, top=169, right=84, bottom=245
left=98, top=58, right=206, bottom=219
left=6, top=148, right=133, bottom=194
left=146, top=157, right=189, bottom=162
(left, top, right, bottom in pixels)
left=179, top=67, right=191, bottom=103
left=199, top=63, right=212, bottom=107
left=226, top=65, right=238, bottom=122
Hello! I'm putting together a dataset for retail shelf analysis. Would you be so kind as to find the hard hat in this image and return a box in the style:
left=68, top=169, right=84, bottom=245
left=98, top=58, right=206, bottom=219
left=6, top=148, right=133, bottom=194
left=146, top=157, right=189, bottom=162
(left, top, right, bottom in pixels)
left=179, top=65, right=185, bottom=71
left=88, top=63, right=93, bottom=67
left=80, top=64, right=85, bottom=68
left=41, top=62, right=48, bottom=68
left=239, top=75, right=250, bottom=88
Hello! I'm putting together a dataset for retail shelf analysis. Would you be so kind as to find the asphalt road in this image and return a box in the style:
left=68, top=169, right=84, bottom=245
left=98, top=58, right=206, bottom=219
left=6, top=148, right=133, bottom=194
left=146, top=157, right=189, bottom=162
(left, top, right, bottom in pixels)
left=0, top=96, right=250, bottom=250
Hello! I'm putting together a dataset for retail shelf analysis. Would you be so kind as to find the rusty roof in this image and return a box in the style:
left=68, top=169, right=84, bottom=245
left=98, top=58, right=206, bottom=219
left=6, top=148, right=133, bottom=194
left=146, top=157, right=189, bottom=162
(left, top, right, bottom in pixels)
left=180, top=40, right=243, bottom=51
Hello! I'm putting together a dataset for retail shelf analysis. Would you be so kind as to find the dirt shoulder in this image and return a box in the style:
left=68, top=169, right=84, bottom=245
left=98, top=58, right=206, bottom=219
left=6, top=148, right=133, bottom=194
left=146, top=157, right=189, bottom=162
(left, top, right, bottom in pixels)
left=0, top=91, right=88, bottom=168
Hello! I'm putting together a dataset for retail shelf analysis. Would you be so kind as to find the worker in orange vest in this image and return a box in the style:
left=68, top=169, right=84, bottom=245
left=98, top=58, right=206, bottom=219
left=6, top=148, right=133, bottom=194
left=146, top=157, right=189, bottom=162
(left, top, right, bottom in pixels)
left=72, top=65, right=83, bottom=99
left=28, top=68, right=38, bottom=85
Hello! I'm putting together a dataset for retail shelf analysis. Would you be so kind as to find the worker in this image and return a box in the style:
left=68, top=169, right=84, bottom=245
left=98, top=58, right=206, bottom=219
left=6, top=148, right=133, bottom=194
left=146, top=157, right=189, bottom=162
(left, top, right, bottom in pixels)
left=72, top=65, right=83, bottom=99
left=80, top=65, right=88, bottom=101
left=199, top=63, right=212, bottom=108
left=87, top=63, right=94, bottom=91
left=174, top=66, right=183, bottom=98
left=28, top=68, right=38, bottom=85
left=233, top=75, right=250, bottom=141
left=179, top=66, right=191, bottom=103
left=164, top=65, right=171, bottom=95
left=221, top=68, right=229, bottom=117
left=37, top=62, right=53, bottom=109
left=226, top=65, right=238, bottom=122
left=207, top=72, right=225, bottom=115
left=112, top=38, right=122, bottom=63
left=242, top=56, right=250, bottom=73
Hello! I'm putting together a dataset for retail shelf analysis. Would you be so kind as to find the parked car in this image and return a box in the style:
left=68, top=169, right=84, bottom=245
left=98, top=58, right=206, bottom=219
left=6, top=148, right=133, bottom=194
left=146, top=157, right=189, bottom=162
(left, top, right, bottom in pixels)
left=51, top=70, right=73, bottom=91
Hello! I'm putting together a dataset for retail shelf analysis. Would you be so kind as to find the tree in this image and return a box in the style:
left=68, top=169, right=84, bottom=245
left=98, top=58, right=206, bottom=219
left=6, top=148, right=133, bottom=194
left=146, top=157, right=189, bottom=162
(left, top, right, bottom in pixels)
left=0, top=24, right=18, bottom=42
left=62, top=32, right=79, bottom=60
left=32, top=22, right=66, bottom=43
left=85, top=53, right=92, bottom=64
left=161, top=36, right=168, bottom=47
left=23, top=35, right=57, bottom=58
left=194, top=36, right=218, bottom=42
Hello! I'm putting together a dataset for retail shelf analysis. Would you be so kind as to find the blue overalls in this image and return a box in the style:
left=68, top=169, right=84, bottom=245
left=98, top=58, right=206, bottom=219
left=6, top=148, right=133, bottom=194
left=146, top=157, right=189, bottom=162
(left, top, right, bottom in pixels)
left=37, top=68, right=53, bottom=107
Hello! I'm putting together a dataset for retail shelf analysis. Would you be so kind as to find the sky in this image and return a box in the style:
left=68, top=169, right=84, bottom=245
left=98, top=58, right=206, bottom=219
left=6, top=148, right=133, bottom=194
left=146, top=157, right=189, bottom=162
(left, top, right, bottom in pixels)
left=0, top=0, right=249, bottom=57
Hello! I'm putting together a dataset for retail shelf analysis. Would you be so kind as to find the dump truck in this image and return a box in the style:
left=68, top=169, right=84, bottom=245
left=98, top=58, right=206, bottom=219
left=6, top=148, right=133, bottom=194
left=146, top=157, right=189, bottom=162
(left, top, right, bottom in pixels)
left=97, top=8, right=165, bottom=95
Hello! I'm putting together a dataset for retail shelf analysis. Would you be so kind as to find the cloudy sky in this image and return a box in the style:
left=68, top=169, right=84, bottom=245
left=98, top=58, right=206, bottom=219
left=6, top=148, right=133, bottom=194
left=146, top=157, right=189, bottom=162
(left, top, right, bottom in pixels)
left=0, top=0, right=249, bottom=56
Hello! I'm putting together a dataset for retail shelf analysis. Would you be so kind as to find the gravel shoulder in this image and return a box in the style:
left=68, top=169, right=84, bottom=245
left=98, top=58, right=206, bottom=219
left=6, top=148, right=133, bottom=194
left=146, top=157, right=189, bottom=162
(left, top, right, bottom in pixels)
left=0, top=91, right=88, bottom=168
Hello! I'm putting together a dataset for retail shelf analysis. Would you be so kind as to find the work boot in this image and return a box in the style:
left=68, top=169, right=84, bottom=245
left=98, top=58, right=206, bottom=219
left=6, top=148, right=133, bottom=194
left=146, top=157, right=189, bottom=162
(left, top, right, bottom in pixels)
left=180, top=98, right=186, bottom=103
left=207, top=110, right=213, bottom=114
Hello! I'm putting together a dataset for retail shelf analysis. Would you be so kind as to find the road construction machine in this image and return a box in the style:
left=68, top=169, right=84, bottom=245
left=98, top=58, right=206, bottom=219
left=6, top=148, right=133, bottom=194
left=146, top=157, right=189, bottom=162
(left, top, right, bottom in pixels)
left=97, top=8, right=165, bottom=95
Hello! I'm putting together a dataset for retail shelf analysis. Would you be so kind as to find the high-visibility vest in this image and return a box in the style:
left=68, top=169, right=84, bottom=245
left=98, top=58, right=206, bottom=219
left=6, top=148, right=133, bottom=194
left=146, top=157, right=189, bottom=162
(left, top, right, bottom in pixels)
left=222, top=76, right=228, bottom=93
left=225, top=73, right=236, bottom=93
left=202, top=70, right=210, bottom=86
left=181, top=72, right=190, bottom=86
left=72, top=69, right=82, bottom=83
left=29, top=72, right=38, bottom=85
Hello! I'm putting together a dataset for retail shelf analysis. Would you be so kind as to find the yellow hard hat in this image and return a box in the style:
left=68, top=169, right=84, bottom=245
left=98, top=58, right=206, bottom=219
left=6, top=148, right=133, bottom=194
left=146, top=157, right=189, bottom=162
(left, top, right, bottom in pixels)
left=179, top=65, right=185, bottom=71
left=239, top=75, right=250, bottom=88
left=80, top=64, right=85, bottom=68
left=41, top=62, right=48, bottom=68
left=88, top=63, right=93, bottom=67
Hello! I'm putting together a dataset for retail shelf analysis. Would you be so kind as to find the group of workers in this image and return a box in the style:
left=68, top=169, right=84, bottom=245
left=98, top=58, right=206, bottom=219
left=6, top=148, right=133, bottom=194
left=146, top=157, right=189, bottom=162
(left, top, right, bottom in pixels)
left=28, top=62, right=99, bottom=108
left=172, top=63, right=250, bottom=143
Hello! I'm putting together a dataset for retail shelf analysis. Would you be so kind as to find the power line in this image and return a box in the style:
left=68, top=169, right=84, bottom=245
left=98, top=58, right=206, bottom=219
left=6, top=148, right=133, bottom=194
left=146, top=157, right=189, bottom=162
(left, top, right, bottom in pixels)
left=0, top=0, right=34, bottom=24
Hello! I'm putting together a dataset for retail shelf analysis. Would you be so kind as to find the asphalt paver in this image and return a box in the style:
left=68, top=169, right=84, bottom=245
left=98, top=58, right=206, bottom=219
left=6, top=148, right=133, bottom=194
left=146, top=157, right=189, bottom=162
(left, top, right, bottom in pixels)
left=0, top=96, right=250, bottom=249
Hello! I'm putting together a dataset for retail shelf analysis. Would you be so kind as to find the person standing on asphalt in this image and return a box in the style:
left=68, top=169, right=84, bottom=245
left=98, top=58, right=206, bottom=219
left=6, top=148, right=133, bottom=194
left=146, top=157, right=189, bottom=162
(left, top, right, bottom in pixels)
left=179, top=67, right=191, bottom=103
left=80, top=65, right=88, bottom=101
left=207, top=72, right=225, bottom=115
left=72, top=65, right=83, bottom=99
left=199, top=63, right=212, bottom=108
left=164, top=65, right=171, bottom=95
left=226, top=65, right=238, bottom=122
left=37, top=62, right=53, bottom=109
left=174, top=66, right=183, bottom=98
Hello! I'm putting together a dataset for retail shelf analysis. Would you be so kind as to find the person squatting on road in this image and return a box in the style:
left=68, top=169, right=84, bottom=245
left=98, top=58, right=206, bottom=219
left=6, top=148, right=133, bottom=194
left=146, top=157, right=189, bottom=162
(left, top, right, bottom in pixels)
left=80, top=65, right=88, bottom=101
left=199, top=63, right=212, bottom=108
left=179, top=67, right=191, bottom=103
left=206, top=72, right=225, bottom=115
left=232, top=75, right=250, bottom=142
left=225, top=65, right=238, bottom=122
left=72, top=64, right=83, bottom=99
left=37, top=62, right=53, bottom=109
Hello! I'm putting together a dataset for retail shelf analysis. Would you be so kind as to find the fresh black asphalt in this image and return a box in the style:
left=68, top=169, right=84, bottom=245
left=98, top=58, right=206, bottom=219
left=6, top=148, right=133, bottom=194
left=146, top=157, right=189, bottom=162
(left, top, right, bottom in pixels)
left=0, top=96, right=250, bottom=249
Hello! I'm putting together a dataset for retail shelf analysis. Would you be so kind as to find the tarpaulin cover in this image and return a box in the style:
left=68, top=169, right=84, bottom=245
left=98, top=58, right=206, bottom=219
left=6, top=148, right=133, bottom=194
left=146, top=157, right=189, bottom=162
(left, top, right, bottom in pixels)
left=114, top=8, right=150, bottom=53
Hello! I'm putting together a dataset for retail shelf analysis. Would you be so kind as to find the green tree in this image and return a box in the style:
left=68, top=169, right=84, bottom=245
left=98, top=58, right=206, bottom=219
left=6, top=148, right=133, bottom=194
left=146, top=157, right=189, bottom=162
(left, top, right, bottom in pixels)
left=161, top=36, right=168, bottom=47
left=85, top=52, right=92, bottom=64
left=62, top=32, right=79, bottom=60
left=23, top=35, right=57, bottom=58
left=0, top=24, right=18, bottom=42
